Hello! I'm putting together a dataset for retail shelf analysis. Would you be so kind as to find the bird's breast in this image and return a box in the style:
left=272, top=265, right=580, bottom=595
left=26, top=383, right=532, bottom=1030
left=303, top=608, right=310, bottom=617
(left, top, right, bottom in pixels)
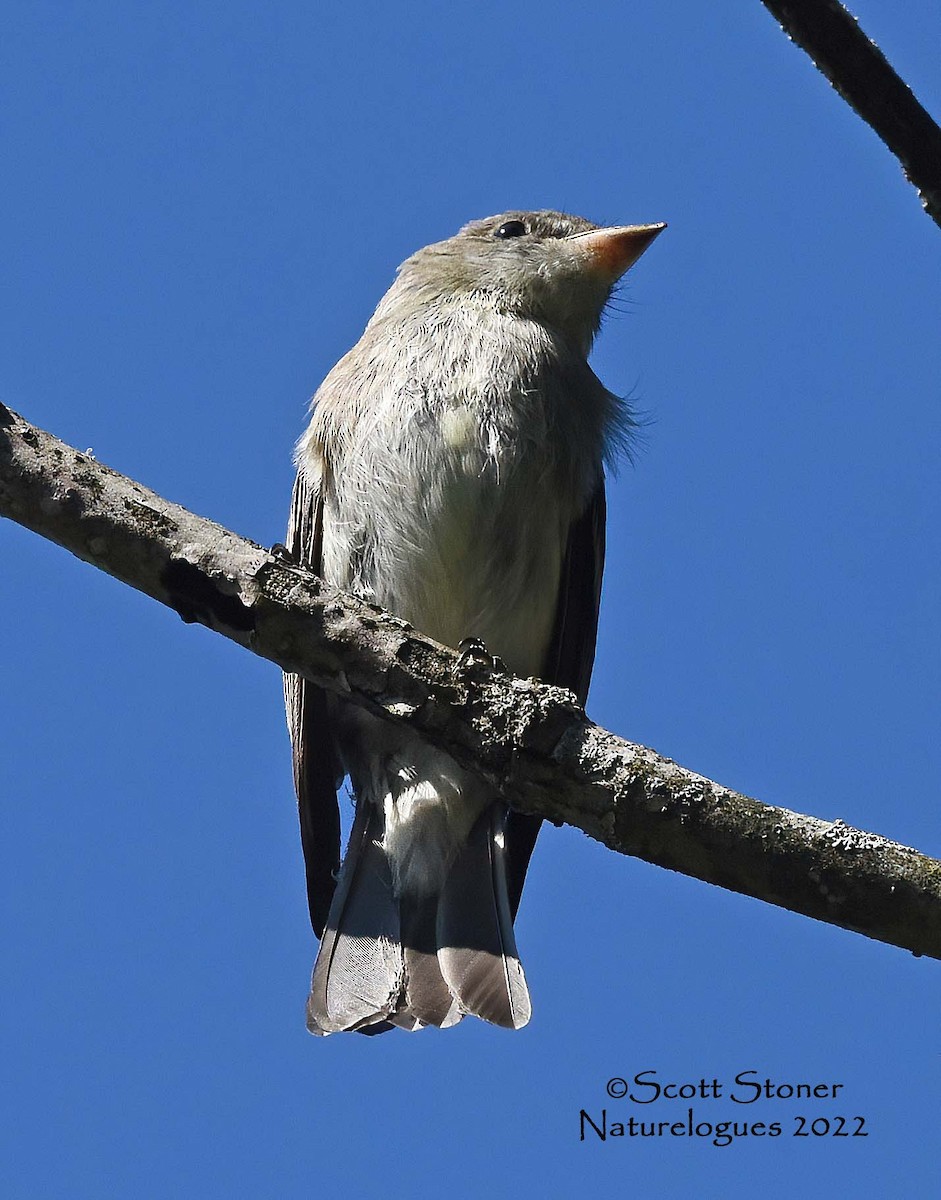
left=315, top=302, right=608, bottom=677
left=323, top=392, right=572, bottom=679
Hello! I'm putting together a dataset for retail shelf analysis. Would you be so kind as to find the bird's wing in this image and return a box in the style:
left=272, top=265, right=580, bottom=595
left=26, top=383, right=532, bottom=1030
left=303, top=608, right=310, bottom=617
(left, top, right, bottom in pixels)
left=284, top=464, right=342, bottom=940
left=504, top=478, right=607, bottom=915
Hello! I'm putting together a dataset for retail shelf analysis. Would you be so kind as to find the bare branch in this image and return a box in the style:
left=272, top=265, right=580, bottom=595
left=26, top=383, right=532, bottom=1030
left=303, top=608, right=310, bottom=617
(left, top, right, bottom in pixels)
left=761, top=0, right=941, bottom=228
left=2, top=400, right=939, bottom=959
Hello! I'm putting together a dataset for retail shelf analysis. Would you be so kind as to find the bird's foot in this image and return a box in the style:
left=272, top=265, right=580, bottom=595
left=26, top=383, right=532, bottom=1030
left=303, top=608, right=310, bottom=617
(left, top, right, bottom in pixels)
left=270, top=542, right=296, bottom=565
left=454, top=636, right=507, bottom=676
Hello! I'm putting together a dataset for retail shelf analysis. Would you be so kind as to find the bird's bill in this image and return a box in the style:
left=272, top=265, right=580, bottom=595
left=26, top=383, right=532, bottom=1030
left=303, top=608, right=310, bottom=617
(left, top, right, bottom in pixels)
left=569, top=222, right=667, bottom=282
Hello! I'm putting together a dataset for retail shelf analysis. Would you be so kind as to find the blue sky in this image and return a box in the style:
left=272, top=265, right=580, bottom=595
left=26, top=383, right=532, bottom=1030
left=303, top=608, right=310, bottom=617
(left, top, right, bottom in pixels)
left=2, top=2, right=939, bottom=1196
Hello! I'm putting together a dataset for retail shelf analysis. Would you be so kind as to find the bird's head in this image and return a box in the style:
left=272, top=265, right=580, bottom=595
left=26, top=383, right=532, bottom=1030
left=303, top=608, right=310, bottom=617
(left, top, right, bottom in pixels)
left=393, top=209, right=666, bottom=353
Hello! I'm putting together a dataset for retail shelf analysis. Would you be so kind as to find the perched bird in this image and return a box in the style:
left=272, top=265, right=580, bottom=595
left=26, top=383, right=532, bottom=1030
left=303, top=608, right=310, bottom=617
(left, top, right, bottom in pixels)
left=285, top=210, right=664, bottom=1035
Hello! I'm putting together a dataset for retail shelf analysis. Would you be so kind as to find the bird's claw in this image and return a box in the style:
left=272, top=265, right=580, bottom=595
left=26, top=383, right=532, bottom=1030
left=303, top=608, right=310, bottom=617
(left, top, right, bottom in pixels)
left=270, top=542, right=296, bottom=565
left=454, top=636, right=505, bottom=675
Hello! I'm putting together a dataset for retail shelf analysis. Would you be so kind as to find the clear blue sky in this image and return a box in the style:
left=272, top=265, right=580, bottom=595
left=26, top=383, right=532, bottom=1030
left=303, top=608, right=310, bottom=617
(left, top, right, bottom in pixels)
left=2, top=3, right=939, bottom=1196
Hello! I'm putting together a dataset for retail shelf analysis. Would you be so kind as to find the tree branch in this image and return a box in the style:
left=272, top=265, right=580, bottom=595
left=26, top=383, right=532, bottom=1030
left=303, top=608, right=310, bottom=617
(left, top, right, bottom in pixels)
left=761, top=0, right=941, bottom=229
left=2, top=400, right=939, bottom=959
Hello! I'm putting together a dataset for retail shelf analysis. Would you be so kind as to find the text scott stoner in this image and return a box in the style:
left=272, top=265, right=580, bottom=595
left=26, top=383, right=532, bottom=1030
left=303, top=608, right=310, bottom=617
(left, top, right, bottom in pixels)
left=606, top=1070, right=845, bottom=1103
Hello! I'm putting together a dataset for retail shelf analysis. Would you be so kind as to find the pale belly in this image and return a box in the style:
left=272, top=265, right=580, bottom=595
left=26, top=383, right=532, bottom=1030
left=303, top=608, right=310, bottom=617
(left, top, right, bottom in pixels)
left=317, top=401, right=576, bottom=896
left=322, top=406, right=571, bottom=680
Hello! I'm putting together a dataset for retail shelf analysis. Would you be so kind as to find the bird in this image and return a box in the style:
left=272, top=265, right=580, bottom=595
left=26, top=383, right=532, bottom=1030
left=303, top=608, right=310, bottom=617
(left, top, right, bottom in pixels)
left=284, top=210, right=665, bottom=1035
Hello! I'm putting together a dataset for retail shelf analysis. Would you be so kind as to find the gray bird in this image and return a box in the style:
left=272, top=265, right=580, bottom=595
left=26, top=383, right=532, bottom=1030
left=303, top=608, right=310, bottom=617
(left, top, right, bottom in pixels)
left=285, top=210, right=664, bottom=1034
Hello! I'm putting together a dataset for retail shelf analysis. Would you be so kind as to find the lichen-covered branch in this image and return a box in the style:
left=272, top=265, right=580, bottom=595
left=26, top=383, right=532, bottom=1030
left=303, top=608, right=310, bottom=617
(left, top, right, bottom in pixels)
left=2, top=400, right=940, bottom=959
left=761, top=0, right=941, bottom=229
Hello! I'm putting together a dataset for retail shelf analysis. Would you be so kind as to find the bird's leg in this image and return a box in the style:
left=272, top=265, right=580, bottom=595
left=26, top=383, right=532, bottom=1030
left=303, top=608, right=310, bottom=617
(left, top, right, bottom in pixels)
left=269, top=542, right=296, bottom=565
left=454, top=636, right=507, bottom=676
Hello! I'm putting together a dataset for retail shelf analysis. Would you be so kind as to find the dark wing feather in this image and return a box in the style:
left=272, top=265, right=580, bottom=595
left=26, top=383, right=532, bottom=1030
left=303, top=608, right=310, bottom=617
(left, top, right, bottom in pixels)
left=542, top=480, right=606, bottom=704
left=284, top=467, right=342, bottom=939
left=504, top=479, right=606, bottom=916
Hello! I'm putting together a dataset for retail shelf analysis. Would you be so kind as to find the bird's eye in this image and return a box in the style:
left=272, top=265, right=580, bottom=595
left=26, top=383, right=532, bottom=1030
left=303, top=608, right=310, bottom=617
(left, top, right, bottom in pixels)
left=494, top=220, right=527, bottom=239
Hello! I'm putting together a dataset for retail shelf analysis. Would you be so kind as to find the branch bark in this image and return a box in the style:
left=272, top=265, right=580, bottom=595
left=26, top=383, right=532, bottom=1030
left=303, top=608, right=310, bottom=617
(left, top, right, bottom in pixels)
left=2, top=400, right=940, bottom=959
left=761, top=0, right=941, bottom=229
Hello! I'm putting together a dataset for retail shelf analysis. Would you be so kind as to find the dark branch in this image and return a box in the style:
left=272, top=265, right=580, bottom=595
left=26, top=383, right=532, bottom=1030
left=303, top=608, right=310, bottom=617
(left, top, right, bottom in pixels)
left=761, top=0, right=941, bottom=228
left=2, top=400, right=940, bottom=960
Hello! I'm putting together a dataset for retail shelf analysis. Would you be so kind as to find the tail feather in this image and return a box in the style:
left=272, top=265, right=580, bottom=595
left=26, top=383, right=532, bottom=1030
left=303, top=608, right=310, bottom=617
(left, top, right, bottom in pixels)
left=306, top=803, right=530, bottom=1034
left=306, top=803, right=402, bottom=1036
left=437, top=806, right=532, bottom=1030
left=401, top=896, right=464, bottom=1028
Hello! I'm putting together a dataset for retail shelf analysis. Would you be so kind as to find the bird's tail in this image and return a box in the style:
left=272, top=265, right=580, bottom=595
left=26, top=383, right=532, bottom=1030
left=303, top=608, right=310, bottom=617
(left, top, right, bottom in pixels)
left=306, top=803, right=531, bottom=1035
